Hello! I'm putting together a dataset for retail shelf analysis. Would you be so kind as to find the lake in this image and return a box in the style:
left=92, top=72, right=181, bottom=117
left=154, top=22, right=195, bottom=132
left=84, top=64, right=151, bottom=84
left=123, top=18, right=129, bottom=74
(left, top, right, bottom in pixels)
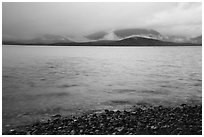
left=2, top=45, right=202, bottom=131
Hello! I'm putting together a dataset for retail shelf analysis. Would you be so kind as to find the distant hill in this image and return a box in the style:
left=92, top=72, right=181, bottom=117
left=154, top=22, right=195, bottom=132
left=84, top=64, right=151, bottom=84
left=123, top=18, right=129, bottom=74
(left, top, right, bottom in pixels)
left=3, top=34, right=73, bottom=45
left=28, top=34, right=72, bottom=44
left=114, top=28, right=162, bottom=40
left=2, top=28, right=202, bottom=46
left=190, top=35, right=202, bottom=44
left=84, top=28, right=163, bottom=41
left=84, top=28, right=202, bottom=45
left=110, top=36, right=175, bottom=46
left=51, top=36, right=201, bottom=46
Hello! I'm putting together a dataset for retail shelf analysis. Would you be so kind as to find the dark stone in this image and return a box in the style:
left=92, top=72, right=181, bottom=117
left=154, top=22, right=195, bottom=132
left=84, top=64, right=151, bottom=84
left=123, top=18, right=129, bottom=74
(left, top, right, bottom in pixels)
left=52, top=114, right=62, bottom=118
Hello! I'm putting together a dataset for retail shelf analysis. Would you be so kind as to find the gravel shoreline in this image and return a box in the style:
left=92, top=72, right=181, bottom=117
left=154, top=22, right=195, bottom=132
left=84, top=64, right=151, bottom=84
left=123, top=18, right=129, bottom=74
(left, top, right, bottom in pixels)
left=3, top=104, right=202, bottom=135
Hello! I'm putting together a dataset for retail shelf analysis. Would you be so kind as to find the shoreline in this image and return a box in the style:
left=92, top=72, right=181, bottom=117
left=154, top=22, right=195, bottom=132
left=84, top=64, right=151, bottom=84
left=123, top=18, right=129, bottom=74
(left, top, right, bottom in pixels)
left=3, top=103, right=202, bottom=135
left=2, top=44, right=202, bottom=47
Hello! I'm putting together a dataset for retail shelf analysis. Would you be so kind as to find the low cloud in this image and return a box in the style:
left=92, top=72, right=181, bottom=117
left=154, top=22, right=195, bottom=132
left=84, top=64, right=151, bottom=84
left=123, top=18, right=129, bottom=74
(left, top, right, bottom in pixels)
left=2, top=2, right=202, bottom=40
left=145, top=2, right=202, bottom=36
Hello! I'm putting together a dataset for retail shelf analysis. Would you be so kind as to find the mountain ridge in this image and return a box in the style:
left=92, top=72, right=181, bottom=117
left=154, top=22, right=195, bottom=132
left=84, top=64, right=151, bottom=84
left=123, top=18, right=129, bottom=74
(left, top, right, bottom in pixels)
left=2, top=28, right=202, bottom=46
left=84, top=28, right=202, bottom=44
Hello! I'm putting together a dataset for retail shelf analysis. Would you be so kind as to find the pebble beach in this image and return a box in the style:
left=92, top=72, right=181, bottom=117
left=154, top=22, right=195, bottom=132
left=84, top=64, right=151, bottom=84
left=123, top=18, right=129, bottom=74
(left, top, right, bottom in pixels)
left=3, top=103, right=202, bottom=135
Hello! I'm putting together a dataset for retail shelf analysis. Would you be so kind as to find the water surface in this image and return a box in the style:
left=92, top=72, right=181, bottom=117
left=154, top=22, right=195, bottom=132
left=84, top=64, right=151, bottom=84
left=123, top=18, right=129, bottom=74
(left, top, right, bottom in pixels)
left=2, top=45, right=202, bottom=130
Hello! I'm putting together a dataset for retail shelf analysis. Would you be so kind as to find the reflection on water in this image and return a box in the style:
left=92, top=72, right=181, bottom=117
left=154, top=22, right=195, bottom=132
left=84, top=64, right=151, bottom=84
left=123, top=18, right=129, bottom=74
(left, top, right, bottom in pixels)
left=2, top=45, right=202, bottom=130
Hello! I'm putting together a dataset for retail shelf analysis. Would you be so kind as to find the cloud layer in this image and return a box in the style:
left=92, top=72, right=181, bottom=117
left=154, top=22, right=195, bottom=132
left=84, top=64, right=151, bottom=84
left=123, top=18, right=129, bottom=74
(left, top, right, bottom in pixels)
left=2, top=2, right=202, bottom=40
left=145, top=3, right=202, bottom=36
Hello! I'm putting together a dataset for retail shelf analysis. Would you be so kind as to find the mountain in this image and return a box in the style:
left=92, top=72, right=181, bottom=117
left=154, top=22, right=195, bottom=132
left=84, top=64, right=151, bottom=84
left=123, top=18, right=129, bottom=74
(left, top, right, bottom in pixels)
left=110, top=36, right=174, bottom=46
left=113, top=28, right=163, bottom=40
left=85, top=28, right=163, bottom=41
left=3, top=35, right=201, bottom=46
left=51, top=36, right=200, bottom=46
left=3, top=34, right=73, bottom=45
left=84, top=28, right=202, bottom=45
left=27, top=34, right=72, bottom=44
left=3, top=28, right=202, bottom=46
left=190, top=35, right=202, bottom=44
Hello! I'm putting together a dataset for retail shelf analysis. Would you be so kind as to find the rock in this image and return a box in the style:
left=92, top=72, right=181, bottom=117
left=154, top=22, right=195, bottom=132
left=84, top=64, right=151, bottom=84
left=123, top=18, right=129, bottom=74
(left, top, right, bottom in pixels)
left=52, top=114, right=61, bottom=118
left=58, top=127, right=62, bottom=130
left=197, top=130, right=202, bottom=134
left=104, top=109, right=109, bottom=113
left=10, top=129, right=16, bottom=133
left=150, top=126, right=157, bottom=130
left=100, top=123, right=104, bottom=127
left=181, top=104, right=187, bottom=107
left=70, top=130, right=75, bottom=135
left=116, top=127, right=124, bottom=132
left=40, top=118, right=48, bottom=123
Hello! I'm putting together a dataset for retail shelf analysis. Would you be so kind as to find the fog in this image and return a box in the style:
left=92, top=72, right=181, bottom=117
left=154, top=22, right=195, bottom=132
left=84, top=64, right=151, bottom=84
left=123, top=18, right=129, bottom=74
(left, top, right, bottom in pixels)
left=2, top=2, right=202, bottom=40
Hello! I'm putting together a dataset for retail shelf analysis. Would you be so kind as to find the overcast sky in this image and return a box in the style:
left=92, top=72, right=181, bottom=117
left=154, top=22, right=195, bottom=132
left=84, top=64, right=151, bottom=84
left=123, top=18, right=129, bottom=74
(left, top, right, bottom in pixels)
left=2, top=2, right=202, bottom=40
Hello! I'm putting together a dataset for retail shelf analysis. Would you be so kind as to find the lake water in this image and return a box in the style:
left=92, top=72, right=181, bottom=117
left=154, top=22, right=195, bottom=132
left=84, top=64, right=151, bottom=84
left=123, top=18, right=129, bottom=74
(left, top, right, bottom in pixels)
left=2, top=45, right=202, bottom=131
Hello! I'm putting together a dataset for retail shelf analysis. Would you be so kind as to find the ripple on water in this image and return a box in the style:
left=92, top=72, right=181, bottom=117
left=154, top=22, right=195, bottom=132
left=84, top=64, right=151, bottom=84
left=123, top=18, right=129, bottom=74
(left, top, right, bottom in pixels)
left=139, top=89, right=170, bottom=95
left=113, top=89, right=137, bottom=94
left=113, top=89, right=170, bottom=95
left=34, top=92, right=70, bottom=98
left=2, top=75, right=17, bottom=79
left=194, top=83, right=202, bottom=87
left=57, top=84, right=78, bottom=88
left=103, top=100, right=134, bottom=106
left=160, top=85, right=179, bottom=89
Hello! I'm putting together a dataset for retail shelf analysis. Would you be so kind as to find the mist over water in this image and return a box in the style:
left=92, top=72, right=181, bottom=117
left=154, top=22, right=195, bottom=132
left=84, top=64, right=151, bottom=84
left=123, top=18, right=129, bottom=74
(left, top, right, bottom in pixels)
left=2, top=45, right=202, bottom=131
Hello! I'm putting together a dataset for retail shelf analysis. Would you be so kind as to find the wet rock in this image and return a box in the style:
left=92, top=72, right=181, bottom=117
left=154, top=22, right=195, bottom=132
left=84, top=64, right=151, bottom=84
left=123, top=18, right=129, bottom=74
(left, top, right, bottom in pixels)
left=104, top=109, right=109, bottom=114
left=52, top=114, right=62, bottom=118
left=9, top=129, right=16, bottom=134
left=26, top=131, right=31, bottom=135
left=150, top=126, right=157, bottom=130
left=116, top=127, right=124, bottom=132
left=70, top=130, right=75, bottom=135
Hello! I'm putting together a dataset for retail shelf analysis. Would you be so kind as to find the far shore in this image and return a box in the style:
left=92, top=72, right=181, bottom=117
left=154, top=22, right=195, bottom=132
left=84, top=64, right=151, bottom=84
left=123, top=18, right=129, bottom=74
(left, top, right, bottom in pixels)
left=2, top=44, right=202, bottom=47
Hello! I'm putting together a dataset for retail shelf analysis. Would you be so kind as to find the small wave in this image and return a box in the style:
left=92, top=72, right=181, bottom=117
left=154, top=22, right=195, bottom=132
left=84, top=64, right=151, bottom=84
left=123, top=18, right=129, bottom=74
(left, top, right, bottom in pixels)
left=57, top=84, right=78, bottom=88
left=113, top=89, right=137, bottom=94
left=34, top=92, right=70, bottom=98
left=193, top=83, right=202, bottom=87
left=2, top=75, right=16, bottom=79
left=104, top=100, right=133, bottom=106
left=160, top=85, right=179, bottom=89
left=139, top=90, right=169, bottom=95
